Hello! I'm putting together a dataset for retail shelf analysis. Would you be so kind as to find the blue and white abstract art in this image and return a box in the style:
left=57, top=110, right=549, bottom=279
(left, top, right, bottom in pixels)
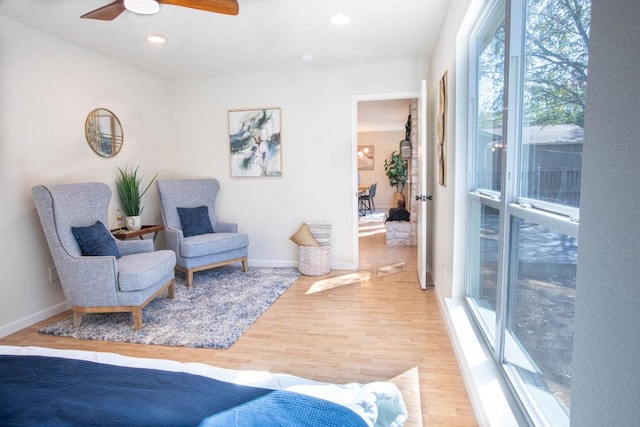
left=229, top=108, right=282, bottom=177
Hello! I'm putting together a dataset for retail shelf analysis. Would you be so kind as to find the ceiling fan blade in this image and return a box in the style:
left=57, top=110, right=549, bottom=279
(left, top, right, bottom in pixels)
left=158, top=0, right=239, bottom=16
left=81, top=0, right=127, bottom=20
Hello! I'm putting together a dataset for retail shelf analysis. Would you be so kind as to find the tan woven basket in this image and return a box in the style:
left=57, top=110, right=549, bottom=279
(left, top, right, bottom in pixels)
left=297, top=245, right=331, bottom=276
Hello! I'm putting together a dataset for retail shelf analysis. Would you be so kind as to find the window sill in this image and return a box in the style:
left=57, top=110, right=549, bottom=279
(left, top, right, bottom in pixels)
left=440, top=297, right=525, bottom=426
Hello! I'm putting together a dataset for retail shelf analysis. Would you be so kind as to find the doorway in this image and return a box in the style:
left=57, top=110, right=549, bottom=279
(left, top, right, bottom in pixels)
left=352, top=93, right=419, bottom=271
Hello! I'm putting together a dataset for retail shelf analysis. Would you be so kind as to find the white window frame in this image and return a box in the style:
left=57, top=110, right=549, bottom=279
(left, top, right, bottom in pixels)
left=465, top=0, right=582, bottom=425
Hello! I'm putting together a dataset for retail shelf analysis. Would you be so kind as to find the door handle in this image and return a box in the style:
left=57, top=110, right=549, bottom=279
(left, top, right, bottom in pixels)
left=415, top=195, right=433, bottom=202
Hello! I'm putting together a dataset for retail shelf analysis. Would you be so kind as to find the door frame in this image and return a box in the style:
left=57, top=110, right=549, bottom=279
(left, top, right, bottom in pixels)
left=351, top=91, right=420, bottom=268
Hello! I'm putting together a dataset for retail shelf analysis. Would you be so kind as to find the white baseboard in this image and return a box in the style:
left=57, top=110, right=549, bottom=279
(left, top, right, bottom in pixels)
left=247, top=259, right=297, bottom=268
left=0, top=301, right=70, bottom=339
left=331, top=262, right=357, bottom=270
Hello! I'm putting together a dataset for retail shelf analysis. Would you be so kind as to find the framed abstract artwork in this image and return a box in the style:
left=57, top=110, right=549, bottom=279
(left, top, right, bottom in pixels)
left=229, top=108, right=282, bottom=177
left=357, top=145, right=374, bottom=170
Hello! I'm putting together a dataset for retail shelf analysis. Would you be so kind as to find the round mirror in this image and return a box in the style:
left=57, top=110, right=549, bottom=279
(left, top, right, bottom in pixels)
left=85, top=108, right=123, bottom=158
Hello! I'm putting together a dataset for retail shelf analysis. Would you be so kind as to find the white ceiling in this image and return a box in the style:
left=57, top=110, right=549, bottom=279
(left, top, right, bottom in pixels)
left=0, top=0, right=447, bottom=131
left=358, top=99, right=412, bottom=133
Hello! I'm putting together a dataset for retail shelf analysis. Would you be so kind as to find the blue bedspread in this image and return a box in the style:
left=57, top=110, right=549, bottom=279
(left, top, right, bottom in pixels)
left=0, top=355, right=368, bottom=427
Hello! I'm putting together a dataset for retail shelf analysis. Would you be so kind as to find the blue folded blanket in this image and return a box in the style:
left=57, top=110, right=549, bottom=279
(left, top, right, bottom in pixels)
left=0, top=355, right=367, bottom=427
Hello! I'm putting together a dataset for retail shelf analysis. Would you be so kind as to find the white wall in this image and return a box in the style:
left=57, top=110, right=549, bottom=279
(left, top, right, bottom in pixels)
left=571, top=0, right=640, bottom=424
left=0, top=14, right=426, bottom=333
left=0, top=16, right=171, bottom=335
left=427, top=0, right=473, bottom=299
left=165, top=63, right=424, bottom=268
left=357, top=131, right=405, bottom=210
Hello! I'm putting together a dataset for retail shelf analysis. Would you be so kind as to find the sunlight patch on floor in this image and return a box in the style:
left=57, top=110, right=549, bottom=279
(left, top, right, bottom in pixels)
left=305, top=271, right=371, bottom=294
left=390, top=367, right=423, bottom=426
left=306, top=261, right=407, bottom=294
left=358, top=223, right=386, bottom=237
left=377, top=261, right=407, bottom=277
left=360, top=211, right=386, bottom=221
left=358, top=213, right=386, bottom=238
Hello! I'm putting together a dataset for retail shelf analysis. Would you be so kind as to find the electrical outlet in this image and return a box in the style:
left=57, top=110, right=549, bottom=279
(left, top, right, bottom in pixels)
left=48, top=266, right=59, bottom=282
left=442, top=263, right=445, bottom=279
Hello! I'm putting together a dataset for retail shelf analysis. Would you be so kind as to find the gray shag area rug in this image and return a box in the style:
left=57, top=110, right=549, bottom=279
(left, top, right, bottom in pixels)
left=39, top=266, right=300, bottom=349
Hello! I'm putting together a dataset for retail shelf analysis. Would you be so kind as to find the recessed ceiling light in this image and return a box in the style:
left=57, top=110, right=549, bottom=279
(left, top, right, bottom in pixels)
left=147, top=35, right=166, bottom=44
left=124, top=0, right=160, bottom=15
left=299, top=53, right=313, bottom=62
left=330, top=14, right=350, bottom=25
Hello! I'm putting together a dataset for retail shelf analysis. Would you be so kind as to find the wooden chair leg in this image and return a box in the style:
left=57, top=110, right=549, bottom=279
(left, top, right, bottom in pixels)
left=73, top=311, right=82, bottom=328
left=186, top=270, right=194, bottom=287
left=167, top=279, right=175, bottom=299
left=242, top=257, right=248, bottom=272
left=132, top=307, right=143, bottom=330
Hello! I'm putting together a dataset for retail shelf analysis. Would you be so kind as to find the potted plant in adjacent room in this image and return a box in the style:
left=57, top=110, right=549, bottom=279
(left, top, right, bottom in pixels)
left=115, top=165, right=157, bottom=231
left=384, top=150, right=408, bottom=208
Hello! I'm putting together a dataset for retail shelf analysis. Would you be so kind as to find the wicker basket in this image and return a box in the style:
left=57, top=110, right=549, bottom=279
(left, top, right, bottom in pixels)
left=297, top=245, right=331, bottom=276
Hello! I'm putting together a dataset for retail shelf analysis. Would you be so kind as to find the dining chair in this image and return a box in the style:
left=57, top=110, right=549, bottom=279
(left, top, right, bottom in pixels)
left=358, top=183, right=377, bottom=215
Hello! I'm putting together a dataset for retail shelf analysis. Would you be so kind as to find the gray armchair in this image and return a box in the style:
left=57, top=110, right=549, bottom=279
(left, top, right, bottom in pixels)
left=32, top=183, right=176, bottom=330
left=156, top=179, right=249, bottom=287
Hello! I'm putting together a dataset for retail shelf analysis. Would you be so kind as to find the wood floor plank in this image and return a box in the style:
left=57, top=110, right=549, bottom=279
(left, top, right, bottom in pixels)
left=0, top=223, right=477, bottom=426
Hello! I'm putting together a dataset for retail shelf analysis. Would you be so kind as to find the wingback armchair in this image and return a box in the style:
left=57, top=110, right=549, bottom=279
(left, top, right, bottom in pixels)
left=156, top=179, right=249, bottom=287
left=32, top=183, right=176, bottom=330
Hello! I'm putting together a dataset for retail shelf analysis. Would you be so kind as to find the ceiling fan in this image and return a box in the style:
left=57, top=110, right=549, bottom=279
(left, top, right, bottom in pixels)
left=81, top=0, right=239, bottom=21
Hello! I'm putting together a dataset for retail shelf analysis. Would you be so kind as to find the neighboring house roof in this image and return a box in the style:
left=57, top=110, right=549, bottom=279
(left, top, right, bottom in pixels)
left=480, top=124, right=584, bottom=145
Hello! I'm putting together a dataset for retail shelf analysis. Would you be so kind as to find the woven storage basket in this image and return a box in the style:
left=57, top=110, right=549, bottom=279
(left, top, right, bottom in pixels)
left=297, top=245, right=331, bottom=276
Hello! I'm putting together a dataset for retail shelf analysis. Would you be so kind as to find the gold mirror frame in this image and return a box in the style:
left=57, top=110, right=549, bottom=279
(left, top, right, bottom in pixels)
left=85, top=108, right=123, bottom=158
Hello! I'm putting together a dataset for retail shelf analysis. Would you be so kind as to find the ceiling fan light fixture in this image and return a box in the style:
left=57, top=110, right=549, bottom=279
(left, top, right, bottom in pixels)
left=124, top=0, right=160, bottom=15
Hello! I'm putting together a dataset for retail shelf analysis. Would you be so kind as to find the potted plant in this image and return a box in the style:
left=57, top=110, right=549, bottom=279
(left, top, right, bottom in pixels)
left=384, top=150, right=408, bottom=207
left=115, top=165, right=157, bottom=231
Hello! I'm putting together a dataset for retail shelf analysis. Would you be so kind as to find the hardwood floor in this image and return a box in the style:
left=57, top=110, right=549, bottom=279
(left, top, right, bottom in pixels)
left=1, top=223, right=477, bottom=426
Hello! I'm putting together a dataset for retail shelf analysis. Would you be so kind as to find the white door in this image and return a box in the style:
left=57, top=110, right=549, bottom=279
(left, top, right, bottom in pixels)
left=417, top=80, right=429, bottom=289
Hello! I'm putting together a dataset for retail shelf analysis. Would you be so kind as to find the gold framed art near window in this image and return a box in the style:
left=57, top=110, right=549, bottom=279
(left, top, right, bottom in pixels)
left=437, top=71, right=447, bottom=186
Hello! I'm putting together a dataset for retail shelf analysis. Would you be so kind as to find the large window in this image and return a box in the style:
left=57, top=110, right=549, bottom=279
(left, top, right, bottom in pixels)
left=473, top=1, right=505, bottom=194
left=466, top=0, right=590, bottom=424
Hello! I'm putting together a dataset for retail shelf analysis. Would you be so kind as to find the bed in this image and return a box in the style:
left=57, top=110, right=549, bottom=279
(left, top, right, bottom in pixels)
left=0, top=345, right=408, bottom=426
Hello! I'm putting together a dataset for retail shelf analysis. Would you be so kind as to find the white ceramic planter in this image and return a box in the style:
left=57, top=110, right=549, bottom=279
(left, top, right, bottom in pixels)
left=126, top=215, right=142, bottom=231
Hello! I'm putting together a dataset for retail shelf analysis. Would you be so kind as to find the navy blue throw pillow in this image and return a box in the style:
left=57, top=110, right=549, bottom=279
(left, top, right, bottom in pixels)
left=71, top=221, right=121, bottom=258
left=177, top=206, right=215, bottom=237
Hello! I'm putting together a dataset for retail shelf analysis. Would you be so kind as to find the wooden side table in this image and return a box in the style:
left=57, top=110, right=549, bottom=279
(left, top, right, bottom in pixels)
left=111, top=224, right=164, bottom=241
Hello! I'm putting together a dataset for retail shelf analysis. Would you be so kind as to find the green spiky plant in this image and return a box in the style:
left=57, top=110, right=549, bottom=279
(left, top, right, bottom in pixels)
left=115, top=165, right=157, bottom=216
